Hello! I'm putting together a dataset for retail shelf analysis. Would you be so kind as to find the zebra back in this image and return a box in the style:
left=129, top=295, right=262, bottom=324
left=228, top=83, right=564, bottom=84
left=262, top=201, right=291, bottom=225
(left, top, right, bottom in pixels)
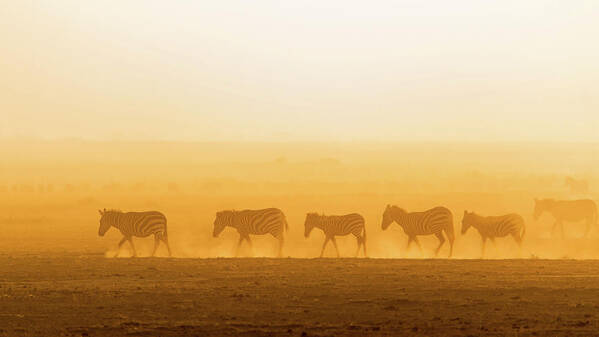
left=308, top=213, right=365, bottom=237
left=463, top=212, right=524, bottom=238
left=100, top=210, right=167, bottom=238
left=216, top=208, right=287, bottom=236
left=390, top=206, right=453, bottom=236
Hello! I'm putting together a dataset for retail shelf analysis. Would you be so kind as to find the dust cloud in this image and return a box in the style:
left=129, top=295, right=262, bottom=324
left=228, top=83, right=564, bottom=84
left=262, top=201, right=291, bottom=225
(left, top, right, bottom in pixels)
left=1, top=140, right=597, bottom=259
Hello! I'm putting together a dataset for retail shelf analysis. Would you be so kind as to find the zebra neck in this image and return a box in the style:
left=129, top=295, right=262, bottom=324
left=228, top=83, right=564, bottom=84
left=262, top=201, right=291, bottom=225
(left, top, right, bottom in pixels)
left=393, top=212, right=407, bottom=224
left=110, top=213, right=124, bottom=230
left=227, top=215, right=240, bottom=229
left=315, top=220, right=326, bottom=229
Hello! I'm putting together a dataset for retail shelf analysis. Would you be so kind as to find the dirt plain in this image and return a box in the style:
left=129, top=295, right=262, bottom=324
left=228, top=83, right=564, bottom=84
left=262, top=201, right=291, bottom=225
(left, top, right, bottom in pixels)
left=1, top=255, right=599, bottom=337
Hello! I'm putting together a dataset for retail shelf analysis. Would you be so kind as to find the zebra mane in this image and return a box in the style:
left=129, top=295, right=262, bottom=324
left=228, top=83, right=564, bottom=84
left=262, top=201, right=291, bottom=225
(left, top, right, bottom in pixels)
left=105, top=209, right=123, bottom=213
left=389, top=205, right=406, bottom=212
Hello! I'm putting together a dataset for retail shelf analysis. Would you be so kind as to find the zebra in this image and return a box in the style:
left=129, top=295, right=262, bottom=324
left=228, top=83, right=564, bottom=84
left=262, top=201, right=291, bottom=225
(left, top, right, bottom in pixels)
left=534, top=198, right=597, bottom=238
left=381, top=205, right=454, bottom=257
left=98, top=208, right=172, bottom=257
left=461, top=210, right=525, bottom=257
left=213, top=208, right=288, bottom=257
left=565, top=177, right=589, bottom=195
left=303, top=213, right=367, bottom=258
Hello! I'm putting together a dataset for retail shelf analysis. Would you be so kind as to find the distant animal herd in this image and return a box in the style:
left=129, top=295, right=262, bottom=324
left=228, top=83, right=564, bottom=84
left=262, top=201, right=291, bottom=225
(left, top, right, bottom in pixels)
left=98, top=195, right=598, bottom=258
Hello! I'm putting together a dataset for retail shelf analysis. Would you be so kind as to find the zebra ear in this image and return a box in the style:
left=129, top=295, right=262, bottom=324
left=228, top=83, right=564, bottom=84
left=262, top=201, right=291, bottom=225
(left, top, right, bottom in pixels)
left=98, top=209, right=103, bottom=216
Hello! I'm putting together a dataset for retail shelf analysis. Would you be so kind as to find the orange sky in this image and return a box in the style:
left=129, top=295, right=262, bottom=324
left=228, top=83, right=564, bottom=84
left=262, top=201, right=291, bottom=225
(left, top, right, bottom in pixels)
left=1, top=1, right=598, bottom=141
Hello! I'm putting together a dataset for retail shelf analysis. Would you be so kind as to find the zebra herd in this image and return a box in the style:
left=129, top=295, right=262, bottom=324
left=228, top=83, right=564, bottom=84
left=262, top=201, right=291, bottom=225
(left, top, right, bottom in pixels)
left=97, top=198, right=598, bottom=258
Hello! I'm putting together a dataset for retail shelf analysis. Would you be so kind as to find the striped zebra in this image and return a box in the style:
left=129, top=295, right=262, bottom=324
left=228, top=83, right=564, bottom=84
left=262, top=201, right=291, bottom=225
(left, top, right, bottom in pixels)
left=461, top=211, right=525, bottom=257
left=213, top=208, right=288, bottom=257
left=98, top=208, right=172, bottom=257
left=534, top=198, right=597, bottom=238
left=303, top=213, right=367, bottom=258
left=381, top=205, right=454, bottom=257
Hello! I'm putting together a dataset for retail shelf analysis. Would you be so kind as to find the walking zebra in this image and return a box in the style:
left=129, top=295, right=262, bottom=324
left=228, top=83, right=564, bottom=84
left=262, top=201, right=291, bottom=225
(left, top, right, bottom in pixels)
left=213, top=208, right=288, bottom=257
left=304, top=213, right=367, bottom=258
left=98, top=209, right=172, bottom=257
left=461, top=211, right=525, bottom=257
left=381, top=205, right=454, bottom=257
left=534, top=198, right=597, bottom=238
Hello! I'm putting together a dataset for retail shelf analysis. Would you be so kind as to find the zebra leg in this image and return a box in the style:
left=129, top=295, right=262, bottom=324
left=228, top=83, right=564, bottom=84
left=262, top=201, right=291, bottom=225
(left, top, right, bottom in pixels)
left=319, top=237, right=330, bottom=258
left=331, top=237, right=340, bottom=258
left=433, top=232, right=446, bottom=257
left=151, top=235, right=160, bottom=257
left=363, top=234, right=368, bottom=258
left=512, top=233, right=522, bottom=247
left=128, top=237, right=137, bottom=257
left=244, top=235, right=254, bottom=257
left=406, top=237, right=413, bottom=252
left=481, top=236, right=487, bottom=258
left=511, top=233, right=523, bottom=258
left=235, top=235, right=244, bottom=257
left=412, top=236, right=423, bottom=255
left=489, top=237, right=496, bottom=247
left=115, top=236, right=128, bottom=258
left=277, top=234, right=284, bottom=258
left=354, top=236, right=362, bottom=257
left=163, top=235, right=172, bottom=257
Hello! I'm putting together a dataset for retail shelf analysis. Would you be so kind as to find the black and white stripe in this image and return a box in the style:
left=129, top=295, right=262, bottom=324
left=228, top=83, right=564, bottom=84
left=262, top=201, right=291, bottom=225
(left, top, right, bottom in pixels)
left=213, top=208, right=288, bottom=257
left=304, top=213, right=367, bottom=258
left=461, top=211, right=525, bottom=256
left=98, top=208, right=171, bottom=257
left=381, top=205, right=454, bottom=257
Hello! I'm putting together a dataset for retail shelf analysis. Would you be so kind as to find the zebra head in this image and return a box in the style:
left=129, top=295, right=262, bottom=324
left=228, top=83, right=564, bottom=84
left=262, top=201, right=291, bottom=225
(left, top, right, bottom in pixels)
left=461, top=210, right=475, bottom=234
left=304, top=213, right=320, bottom=238
left=98, top=208, right=111, bottom=236
left=533, top=198, right=552, bottom=221
left=381, top=204, right=395, bottom=230
left=564, top=177, right=573, bottom=187
left=213, top=211, right=233, bottom=237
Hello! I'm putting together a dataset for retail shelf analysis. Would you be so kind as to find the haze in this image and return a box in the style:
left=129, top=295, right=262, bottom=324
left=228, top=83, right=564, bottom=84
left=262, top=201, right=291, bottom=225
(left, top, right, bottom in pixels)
left=2, top=0, right=598, bottom=141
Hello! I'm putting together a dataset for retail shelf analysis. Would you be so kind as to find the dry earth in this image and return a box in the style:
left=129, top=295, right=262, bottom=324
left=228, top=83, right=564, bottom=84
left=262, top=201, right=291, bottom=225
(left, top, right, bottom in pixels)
left=1, top=255, right=599, bottom=336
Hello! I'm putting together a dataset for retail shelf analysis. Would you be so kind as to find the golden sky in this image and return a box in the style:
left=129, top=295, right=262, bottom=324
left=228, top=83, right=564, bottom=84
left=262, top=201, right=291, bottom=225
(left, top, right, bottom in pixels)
left=1, top=1, right=598, bottom=141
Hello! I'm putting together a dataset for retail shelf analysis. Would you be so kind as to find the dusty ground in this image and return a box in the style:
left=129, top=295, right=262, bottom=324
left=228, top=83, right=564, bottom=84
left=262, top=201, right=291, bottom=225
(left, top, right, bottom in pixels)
left=1, top=255, right=599, bottom=336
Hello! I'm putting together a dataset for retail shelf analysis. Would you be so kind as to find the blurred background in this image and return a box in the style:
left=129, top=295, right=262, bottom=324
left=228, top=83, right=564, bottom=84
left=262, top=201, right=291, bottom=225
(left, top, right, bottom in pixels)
left=0, top=141, right=597, bottom=258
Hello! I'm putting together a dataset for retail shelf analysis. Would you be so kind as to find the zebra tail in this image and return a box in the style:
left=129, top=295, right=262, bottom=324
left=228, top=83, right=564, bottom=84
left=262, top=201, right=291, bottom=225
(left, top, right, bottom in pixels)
left=163, top=216, right=169, bottom=237
left=283, top=214, right=289, bottom=233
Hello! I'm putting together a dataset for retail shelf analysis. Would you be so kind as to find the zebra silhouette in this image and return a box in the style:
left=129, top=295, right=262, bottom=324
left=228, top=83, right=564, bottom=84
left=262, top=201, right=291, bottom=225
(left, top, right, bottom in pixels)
left=381, top=205, right=454, bottom=257
left=98, top=208, right=172, bottom=257
left=213, top=208, right=288, bottom=257
left=565, top=177, right=589, bottom=195
left=534, top=198, right=597, bottom=238
left=304, top=213, right=367, bottom=258
left=461, top=211, right=525, bottom=257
